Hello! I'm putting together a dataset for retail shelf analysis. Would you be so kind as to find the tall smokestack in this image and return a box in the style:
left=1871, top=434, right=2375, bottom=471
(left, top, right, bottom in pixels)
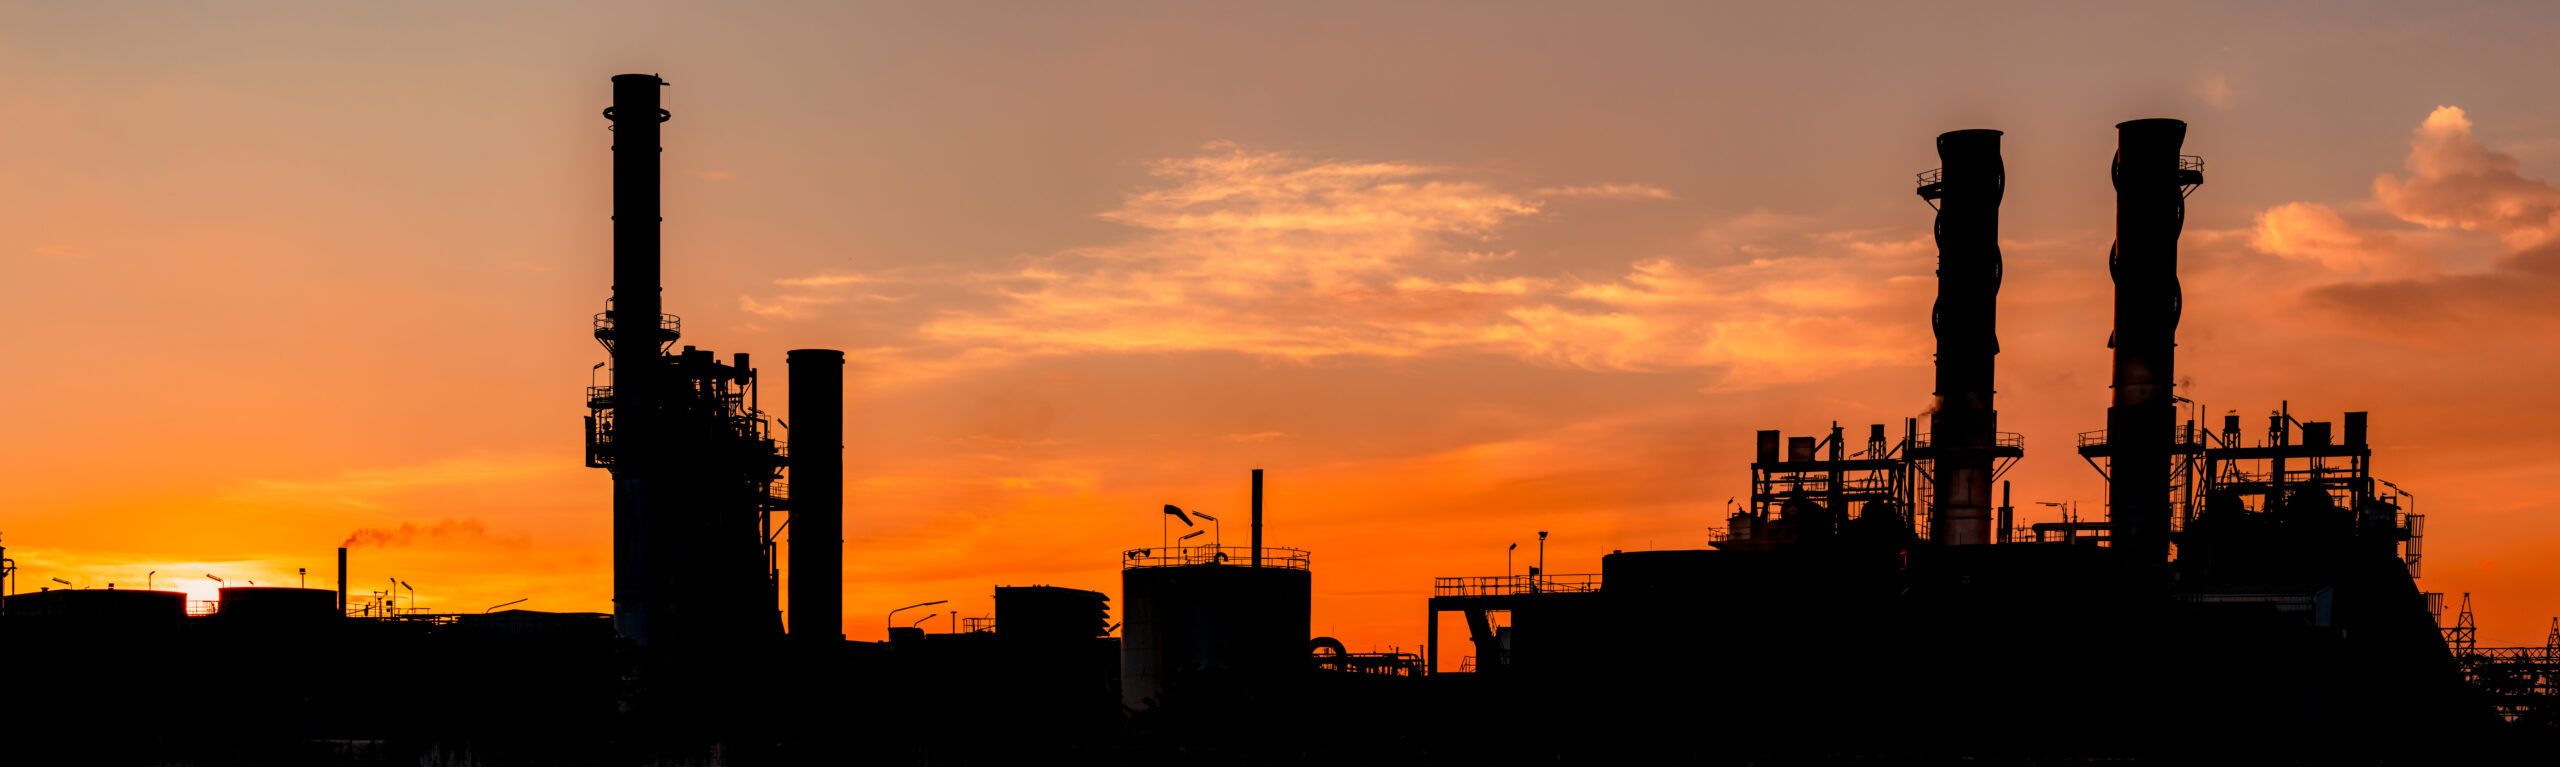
left=2107, top=119, right=2201, bottom=563
left=337, top=547, right=348, bottom=614
left=606, top=73, right=673, bottom=644
left=788, top=349, right=846, bottom=641
left=1919, top=129, right=2004, bottom=546
left=1251, top=469, right=1264, bottom=568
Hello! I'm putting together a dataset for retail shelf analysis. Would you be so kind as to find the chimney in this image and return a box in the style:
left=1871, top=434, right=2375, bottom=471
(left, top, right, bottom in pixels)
left=1250, top=469, right=1264, bottom=568
left=1918, top=129, right=2005, bottom=546
left=605, top=73, right=675, bottom=645
left=337, top=547, right=348, bottom=615
left=788, top=349, right=846, bottom=640
left=2106, top=118, right=2202, bottom=563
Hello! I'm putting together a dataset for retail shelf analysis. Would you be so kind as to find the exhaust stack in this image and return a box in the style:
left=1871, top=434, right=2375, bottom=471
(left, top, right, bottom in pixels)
left=337, top=547, right=348, bottom=615
left=1917, top=129, right=2005, bottom=546
left=788, top=349, right=846, bottom=640
left=605, top=73, right=674, bottom=644
left=2106, top=119, right=2202, bottom=563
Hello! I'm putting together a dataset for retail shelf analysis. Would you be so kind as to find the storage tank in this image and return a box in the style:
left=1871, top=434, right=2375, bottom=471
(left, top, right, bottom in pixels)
left=1118, top=545, right=1311, bottom=711
left=214, top=587, right=339, bottom=622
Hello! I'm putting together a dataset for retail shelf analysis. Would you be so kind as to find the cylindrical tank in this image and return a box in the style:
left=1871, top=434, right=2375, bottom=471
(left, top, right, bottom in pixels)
left=1119, top=551, right=1312, bottom=711
left=788, top=348, right=846, bottom=641
left=215, top=587, right=340, bottom=622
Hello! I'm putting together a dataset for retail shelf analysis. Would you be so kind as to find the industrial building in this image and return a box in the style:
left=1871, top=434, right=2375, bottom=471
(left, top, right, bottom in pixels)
left=3, top=77, right=2553, bottom=763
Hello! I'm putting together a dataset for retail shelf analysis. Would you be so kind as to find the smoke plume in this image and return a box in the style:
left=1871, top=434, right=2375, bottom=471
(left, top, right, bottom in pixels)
left=341, top=518, right=514, bottom=548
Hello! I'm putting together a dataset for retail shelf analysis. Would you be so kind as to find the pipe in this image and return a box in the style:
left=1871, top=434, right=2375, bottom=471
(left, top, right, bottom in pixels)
left=337, top=547, right=348, bottom=615
left=1920, top=129, right=2004, bottom=546
left=788, top=349, right=847, bottom=640
left=2106, top=118, right=2200, bottom=564
left=1250, top=469, right=1264, bottom=568
left=603, top=74, right=674, bottom=645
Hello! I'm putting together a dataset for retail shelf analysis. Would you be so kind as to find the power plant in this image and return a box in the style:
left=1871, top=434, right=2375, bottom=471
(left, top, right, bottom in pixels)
left=4, top=76, right=2555, bottom=764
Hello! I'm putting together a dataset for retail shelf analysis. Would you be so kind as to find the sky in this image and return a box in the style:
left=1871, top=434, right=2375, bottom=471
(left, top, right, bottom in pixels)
left=6, top=2, right=2560, bottom=652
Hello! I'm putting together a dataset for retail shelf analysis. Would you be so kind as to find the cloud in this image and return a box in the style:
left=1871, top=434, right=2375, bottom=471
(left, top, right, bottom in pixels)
left=2193, top=72, right=2234, bottom=110
left=749, top=143, right=1933, bottom=387
left=739, top=293, right=844, bottom=319
left=2249, top=202, right=2434, bottom=279
left=1223, top=431, right=1287, bottom=442
left=2373, top=106, right=2560, bottom=248
left=1535, top=183, right=1676, bottom=200
left=774, top=273, right=876, bottom=287
left=2270, top=107, right=2560, bottom=336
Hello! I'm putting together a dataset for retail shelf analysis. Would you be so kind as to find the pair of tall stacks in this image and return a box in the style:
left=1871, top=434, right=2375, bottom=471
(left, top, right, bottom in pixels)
left=1924, top=120, right=2198, bottom=561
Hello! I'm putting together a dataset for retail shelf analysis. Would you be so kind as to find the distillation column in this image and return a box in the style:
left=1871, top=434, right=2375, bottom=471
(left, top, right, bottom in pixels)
left=2106, top=119, right=2201, bottom=563
left=1920, top=129, right=2004, bottom=546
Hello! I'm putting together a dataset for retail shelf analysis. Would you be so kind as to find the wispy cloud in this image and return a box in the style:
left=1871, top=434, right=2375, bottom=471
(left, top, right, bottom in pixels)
left=744, top=142, right=1929, bottom=387
left=1535, top=183, right=1676, bottom=200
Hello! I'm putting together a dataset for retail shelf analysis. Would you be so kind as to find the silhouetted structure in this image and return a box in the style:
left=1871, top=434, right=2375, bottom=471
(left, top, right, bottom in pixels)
left=1121, top=471, right=1312, bottom=712
left=1917, top=129, right=2006, bottom=546
left=8, top=92, right=2548, bottom=763
left=586, top=74, right=841, bottom=653
left=788, top=348, right=845, bottom=641
left=2103, top=118, right=2204, bottom=563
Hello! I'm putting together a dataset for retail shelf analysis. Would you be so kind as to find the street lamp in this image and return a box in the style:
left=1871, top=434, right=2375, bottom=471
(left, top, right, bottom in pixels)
left=887, top=600, right=947, bottom=636
left=1507, top=542, right=1518, bottom=585
left=486, top=598, right=529, bottom=613
left=911, top=612, right=939, bottom=627
left=1191, top=511, right=1221, bottom=549
left=400, top=581, right=416, bottom=614
left=1536, top=532, right=1548, bottom=591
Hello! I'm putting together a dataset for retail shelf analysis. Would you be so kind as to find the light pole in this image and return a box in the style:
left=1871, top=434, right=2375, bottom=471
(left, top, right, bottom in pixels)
left=887, top=600, right=947, bottom=637
left=1536, top=532, right=1548, bottom=591
left=912, top=612, right=939, bottom=628
left=1506, top=543, right=1517, bottom=585
left=1192, top=511, right=1221, bottom=549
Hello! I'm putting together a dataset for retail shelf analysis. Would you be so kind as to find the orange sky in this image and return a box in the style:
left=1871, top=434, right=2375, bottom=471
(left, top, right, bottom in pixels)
left=7, top=3, right=2560, bottom=650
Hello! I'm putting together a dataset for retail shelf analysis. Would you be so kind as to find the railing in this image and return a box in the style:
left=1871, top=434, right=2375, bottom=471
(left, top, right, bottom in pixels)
left=187, top=600, right=219, bottom=617
left=1916, top=167, right=1944, bottom=187
left=592, top=311, right=681, bottom=344
left=586, top=386, right=614, bottom=410
left=2179, top=155, right=2205, bottom=172
left=1121, top=545, right=1309, bottom=571
left=1909, top=432, right=2025, bottom=450
left=2077, top=425, right=2202, bottom=449
left=1433, top=574, right=1602, bottom=598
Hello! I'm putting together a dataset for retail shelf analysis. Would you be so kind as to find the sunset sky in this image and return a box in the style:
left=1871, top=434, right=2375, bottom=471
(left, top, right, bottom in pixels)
left=7, top=3, right=2560, bottom=651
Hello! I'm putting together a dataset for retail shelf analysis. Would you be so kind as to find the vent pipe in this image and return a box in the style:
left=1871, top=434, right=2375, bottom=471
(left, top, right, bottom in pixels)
left=788, top=349, right=846, bottom=641
left=1918, top=129, right=2004, bottom=546
left=1251, top=469, right=1264, bottom=568
left=2106, top=118, right=2202, bottom=563
left=606, top=73, right=672, bottom=644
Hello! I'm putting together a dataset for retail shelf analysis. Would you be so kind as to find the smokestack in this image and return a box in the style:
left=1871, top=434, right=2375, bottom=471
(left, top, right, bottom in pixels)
left=1918, top=129, right=2004, bottom=546
left=1251, top=469, right=1264, bottom=568
left=788, top=349, right=846, bottom=640
left=606, top=73, right=673, bottom=644
left=2106, top=119, right=2202, bottom=563
left=337, top=547, right=347, bottom=614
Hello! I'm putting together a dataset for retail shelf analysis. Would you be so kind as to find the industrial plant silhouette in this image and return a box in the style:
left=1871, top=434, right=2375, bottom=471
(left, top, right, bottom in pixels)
left=5, top=74, right=2555, bottom=765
